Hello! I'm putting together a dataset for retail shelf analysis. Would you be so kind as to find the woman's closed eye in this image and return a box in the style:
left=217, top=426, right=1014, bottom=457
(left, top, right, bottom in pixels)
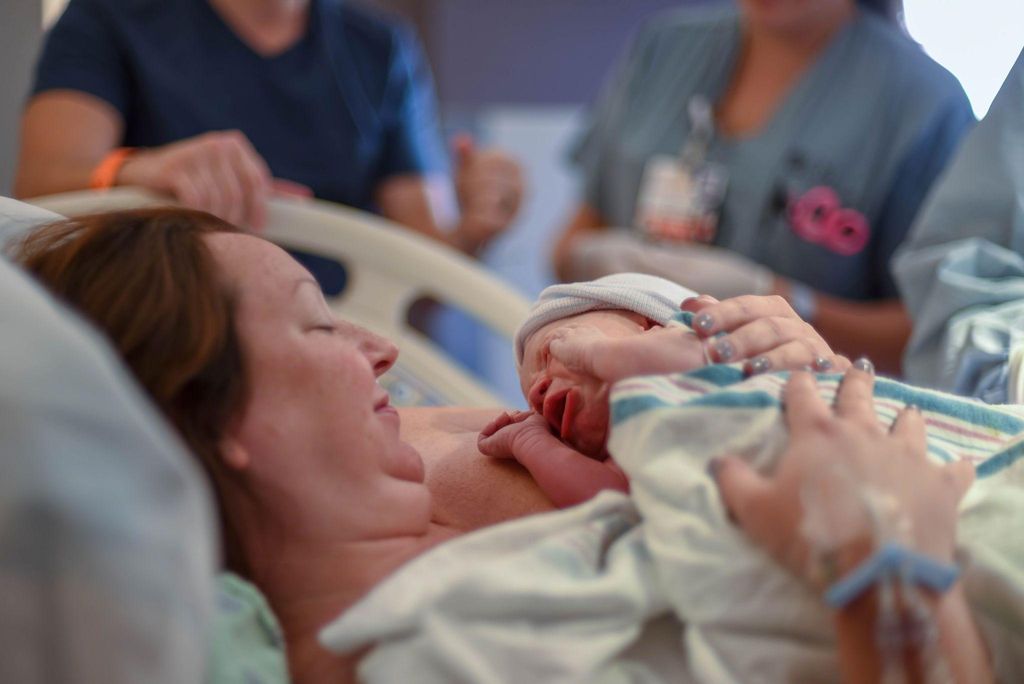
left=310, top=321, right=337, bottom=333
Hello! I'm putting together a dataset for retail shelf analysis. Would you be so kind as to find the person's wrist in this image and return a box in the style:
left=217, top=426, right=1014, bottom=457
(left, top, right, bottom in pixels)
left=823, top=539, right=960, bottom=615
left=115, top=148, right=155, bottom=188
left=447, top=227, right=473, bottom=254
left=451, top=221, right=488, bottom=255
left=90, top=147, right=136, bottom=190
left=807, top=535, right=874, bottom=591
left=788, top=281, right=818, bottom=323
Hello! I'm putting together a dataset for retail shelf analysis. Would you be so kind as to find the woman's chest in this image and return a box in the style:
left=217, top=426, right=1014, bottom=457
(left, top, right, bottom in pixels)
left=401, top=410, right=555, bottom=530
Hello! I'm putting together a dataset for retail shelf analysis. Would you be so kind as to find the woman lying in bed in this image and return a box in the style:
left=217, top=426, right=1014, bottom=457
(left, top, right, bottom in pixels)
left=14, top=208, right=993, bottom=683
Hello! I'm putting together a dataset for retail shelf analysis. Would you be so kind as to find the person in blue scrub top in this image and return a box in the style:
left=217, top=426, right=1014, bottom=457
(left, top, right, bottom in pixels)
left=554, top=0, right=974, bottom=375
left=15, top=0, right=523, bottom=260
left=894, top=49, right=1024, bottom=404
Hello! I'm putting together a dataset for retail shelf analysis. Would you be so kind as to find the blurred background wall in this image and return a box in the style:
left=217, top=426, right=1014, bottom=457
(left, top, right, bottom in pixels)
left=0, top=0, right=44, bottom=197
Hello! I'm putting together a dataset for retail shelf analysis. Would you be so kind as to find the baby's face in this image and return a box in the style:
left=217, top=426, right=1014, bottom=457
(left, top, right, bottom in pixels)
left=519, top=310, right=653, bottom=458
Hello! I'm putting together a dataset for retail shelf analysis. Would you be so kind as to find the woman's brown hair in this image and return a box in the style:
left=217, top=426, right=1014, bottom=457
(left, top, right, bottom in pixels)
left=15, top=208, right=248, bottom=563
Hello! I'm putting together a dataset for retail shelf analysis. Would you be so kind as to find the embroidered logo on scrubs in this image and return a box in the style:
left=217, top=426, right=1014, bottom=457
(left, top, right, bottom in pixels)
left=788, top=186, right=869, bottom=256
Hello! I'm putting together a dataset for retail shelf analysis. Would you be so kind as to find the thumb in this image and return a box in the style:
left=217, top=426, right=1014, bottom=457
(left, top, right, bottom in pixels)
left=477, top=426, right=515, bottom=459
left=680, top=294, right=719, bottom=313
left=548, top=336, right=598, bottom=378
left=271, top=178, right=314, bottom=199
left=452, top=133, right=475, bottom=169
left=711, top=455, right=770, bottom=527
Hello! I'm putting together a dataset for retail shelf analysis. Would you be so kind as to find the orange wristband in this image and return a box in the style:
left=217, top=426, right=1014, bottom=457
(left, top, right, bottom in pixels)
left=89, top=147, right=135, bottom=190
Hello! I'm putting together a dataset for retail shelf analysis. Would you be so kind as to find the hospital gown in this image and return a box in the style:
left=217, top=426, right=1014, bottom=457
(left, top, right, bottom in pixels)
left=895, top=49, right=1024, bottom=403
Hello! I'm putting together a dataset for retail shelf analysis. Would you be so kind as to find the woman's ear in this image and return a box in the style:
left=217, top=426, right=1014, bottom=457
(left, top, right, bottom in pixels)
left=219, top=436, right=251, bottom=471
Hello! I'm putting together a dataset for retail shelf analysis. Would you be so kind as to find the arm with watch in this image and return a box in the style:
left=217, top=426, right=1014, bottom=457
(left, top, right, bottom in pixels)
left=712, top=367, right=991, bottom=684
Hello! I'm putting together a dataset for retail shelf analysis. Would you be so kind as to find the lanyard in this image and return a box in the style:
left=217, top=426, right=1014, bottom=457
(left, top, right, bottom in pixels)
left=680, top=95, right=715, bottom=168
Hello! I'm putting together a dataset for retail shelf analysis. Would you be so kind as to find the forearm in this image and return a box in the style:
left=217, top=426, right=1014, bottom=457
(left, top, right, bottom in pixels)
left=15, top=91, right=121, bottom=199
left=553, top=204, right=605, bottom=281
left=376, top=174, right=474, bottom=251
left=517, top=448, right=628, bottom=509
left=812, top=296, right=911, bottom=375
left=775, top=277, right=910, bottom=374
left=834, top=584, right=991, bottom=684
left=15, top=155, right=97, bottom=199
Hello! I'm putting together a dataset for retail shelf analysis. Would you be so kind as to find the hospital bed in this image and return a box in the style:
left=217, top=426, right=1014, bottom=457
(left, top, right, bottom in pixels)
left=26, top=188, right=530, bottom=408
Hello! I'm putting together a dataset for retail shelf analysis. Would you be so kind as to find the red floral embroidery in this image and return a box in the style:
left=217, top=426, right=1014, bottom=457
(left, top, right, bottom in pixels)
left=788, top=186, right=869, bottom=256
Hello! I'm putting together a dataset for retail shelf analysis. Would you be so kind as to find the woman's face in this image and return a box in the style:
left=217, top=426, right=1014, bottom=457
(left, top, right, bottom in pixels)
left=206, top=233, right=431, bottom=539
left=519, top=310, right=651, bottom=459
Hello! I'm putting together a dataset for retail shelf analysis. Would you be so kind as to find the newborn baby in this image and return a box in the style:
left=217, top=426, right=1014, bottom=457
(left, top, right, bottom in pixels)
left=478, top=273, right=848, bottom=508
left=478, top=274, right=706, bottom=507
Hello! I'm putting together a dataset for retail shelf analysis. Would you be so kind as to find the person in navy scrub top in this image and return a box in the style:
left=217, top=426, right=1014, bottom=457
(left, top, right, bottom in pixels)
left=17, top=0, right=523, bottom=262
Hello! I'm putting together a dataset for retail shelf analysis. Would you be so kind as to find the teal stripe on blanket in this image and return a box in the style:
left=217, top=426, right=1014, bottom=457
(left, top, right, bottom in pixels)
left=614, top=391, right=1018, bottom=477
left=674, top=312, right=694, bottom=327
left=612, top=391, right=778, bottom=425
left=977, top=441, right=1024, bottom=477
left=683, top=365, right=746, bottom=387
left=873, top=380, right=1024, bottom=435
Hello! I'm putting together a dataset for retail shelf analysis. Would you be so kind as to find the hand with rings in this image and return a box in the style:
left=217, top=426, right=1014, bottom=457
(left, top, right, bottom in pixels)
left=682, top=294, right=852, bottom=375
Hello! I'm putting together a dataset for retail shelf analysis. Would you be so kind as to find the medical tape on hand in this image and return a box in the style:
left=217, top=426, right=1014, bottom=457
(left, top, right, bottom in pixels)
left=800, top=461, right=958, bottom=683
left=823, top=543, right=960, bottom=608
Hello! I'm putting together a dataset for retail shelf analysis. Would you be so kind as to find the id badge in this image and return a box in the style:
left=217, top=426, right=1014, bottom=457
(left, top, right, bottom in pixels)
left=634, top=155, right=728, bottom=244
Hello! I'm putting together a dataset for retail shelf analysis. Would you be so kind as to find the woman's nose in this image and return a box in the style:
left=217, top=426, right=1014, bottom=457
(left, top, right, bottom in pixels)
left=358, top=328, right=399, bottom=376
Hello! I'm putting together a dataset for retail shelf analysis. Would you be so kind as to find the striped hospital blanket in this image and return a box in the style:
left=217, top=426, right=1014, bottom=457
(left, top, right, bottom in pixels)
left=609, top=363, right=1024, bottom=683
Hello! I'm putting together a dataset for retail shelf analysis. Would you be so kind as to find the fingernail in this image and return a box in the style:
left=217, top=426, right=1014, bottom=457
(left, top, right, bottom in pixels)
left=802, top=365, right=815, bottom=372
left=907, top=403, right=920, bottom=413
left=812, top=356, right=833, bottom=372
left=853, top=357, right=875, bottom=374
left=713, top=338, right=735, bottom=362
left=694, top=312, right=714, bottom=333
left=745, top=356, right=772, bottom=376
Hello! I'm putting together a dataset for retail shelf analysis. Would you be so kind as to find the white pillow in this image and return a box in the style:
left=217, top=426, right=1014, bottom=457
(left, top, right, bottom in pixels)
left=0, top=196, right=61, bottom=251
left=0, top=197, right=217, bottom=683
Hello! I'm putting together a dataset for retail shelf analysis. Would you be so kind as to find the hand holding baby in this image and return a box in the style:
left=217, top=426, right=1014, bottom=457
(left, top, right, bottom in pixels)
left=544, top=323, right=706, bottom=384
left=683, top=294, right=851, bottom=375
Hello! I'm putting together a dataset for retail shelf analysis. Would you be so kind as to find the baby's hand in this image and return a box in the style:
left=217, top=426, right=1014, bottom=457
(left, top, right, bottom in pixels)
left=479, top=410, right=562, bottom=463
left=479, top=410, right=629, bottom=508
left=548, top=325, right=706, bottom=383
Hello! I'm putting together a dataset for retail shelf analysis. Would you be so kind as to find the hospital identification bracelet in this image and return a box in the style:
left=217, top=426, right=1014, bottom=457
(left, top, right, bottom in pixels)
left=824, top=542, right=960, bottom=609
left=90, top=147, right=136, bottom=190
